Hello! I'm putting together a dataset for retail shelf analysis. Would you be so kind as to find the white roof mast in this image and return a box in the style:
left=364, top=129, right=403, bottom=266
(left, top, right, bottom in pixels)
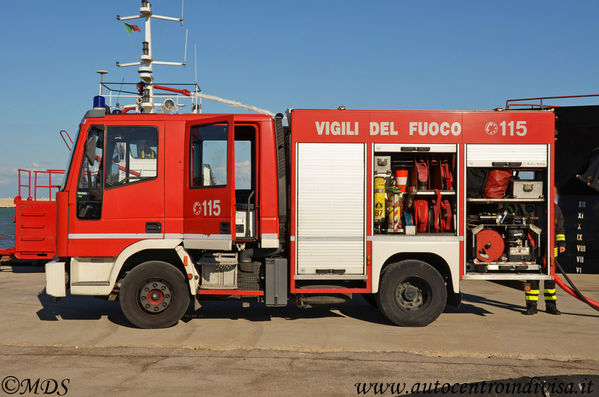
left=108, top=1, right=277, bottom=117
left=116, top=0, right=184, bottom=113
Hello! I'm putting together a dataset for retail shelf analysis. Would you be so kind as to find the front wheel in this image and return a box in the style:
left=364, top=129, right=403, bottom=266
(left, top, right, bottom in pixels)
left=120, top=261, right=190, bottom=329
left=376, top=260, right=446, bottom=327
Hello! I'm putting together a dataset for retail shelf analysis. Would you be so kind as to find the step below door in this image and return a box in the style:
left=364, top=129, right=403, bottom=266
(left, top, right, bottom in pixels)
left=296, top=143, right=365, bottom=276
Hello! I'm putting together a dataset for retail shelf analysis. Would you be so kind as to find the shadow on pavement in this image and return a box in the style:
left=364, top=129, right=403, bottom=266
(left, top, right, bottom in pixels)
left=36, top=289, right=391, bottom=328
left=36, top=290, right=132, bottom=327
left=450, top=292, right=599, bottom=319
left=548, top=311, right=599, bottom=318
left=1, top=264, right=45, bottom=273
left=37, top=289, right=371, bottom=328
left=184, top=296, right=391, bottom=326
left=37, top=287, right=595, bottom=329
left=457, top=293, right=523, bottom=315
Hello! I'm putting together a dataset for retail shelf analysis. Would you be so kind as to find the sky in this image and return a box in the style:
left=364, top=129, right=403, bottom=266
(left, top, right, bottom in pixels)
left=1, top=0, right=599, bottom=197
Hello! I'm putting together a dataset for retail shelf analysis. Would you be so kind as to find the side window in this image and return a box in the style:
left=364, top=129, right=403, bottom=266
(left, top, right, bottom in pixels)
left=190, top=124, right=228, bottom=187
left=77, top=126, right=104, bottom=219
left=105, top=126, right=158, bottom=188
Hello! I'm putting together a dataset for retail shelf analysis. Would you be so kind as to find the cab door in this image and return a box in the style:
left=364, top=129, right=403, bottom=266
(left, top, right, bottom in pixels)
left=184, top=116, right=236, bottom=250
left=66, top=122, right=165, bottom=258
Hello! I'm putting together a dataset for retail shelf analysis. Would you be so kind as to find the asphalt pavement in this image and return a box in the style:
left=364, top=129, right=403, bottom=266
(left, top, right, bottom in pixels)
left=0, top=263, right=597, bottom=396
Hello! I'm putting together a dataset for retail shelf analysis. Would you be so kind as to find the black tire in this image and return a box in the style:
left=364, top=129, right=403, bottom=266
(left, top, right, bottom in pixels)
left=120, top=260, right=190, bottom=329
left=375, top=260, right=446, bottom=327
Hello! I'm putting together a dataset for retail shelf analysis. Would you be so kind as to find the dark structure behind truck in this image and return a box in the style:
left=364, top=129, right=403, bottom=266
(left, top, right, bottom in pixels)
left=554, top=105, right=599, bottom=274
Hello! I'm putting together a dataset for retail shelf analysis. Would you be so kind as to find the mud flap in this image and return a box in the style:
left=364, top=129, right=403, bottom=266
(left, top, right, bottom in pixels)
left=46, top=260, right=66, bottom=297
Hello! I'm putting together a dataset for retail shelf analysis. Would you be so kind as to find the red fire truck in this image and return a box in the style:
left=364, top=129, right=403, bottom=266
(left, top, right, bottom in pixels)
left=42, top=1, right=557, bottom=328
left=44, top=106, right=556, bottom=328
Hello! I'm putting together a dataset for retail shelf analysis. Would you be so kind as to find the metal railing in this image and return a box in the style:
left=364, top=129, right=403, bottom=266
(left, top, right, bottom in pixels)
left=17, top=170, right=31, bottom=200
left=18, top=169, right=65, bottom=201
left=101, top=82, right=201, bottom=113
left=506, top=94, right=599, bottom=110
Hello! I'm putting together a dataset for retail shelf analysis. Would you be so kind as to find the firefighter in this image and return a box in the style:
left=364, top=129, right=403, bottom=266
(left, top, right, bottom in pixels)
left=140, top=141, right=156, bottom=159
left=524, top=187, right=564, bottom=315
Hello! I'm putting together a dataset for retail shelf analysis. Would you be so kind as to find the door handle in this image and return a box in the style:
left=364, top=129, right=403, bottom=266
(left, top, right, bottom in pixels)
left=492, top=161, right=522, bottom=167
left=220, top=222, right=230, bottom=234
left=145, top=222, right=162, bottom=233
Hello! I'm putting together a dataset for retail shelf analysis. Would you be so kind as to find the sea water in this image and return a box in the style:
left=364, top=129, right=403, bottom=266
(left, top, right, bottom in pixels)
left=0, top=208, right=16, bottom=250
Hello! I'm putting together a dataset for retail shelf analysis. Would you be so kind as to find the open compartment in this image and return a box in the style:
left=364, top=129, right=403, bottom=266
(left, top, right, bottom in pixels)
left=373, top=144, right=458, bottom=236
left=465, top=144, right=550, bottom=275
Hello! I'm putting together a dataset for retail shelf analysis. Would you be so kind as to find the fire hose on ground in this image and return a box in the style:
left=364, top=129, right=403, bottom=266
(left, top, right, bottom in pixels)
left=554, top=258, right=599, bottom=311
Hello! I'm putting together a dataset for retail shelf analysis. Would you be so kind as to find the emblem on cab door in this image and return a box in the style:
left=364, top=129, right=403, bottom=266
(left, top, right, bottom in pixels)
left=485, top=121, right=499, bottom=136
left=193, top=201, right=202, bottom=216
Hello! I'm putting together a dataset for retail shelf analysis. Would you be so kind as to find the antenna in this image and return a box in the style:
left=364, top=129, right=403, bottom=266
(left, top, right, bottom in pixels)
left=115, top=77, right=125, bottom=108
left=97, top=70, right=108, bottom=96
left=194, top=43, right=199, bottom=113
left=194, top=43, right=198, bottom=83
left=181, top=0, right=185, bottom=26
left=116, top=1, right=185, bottom=113
left=183, top=28, right=188, bottom=65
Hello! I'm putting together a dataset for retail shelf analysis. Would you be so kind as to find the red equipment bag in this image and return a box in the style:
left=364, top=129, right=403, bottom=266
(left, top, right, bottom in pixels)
left=416, top=159, right=428, bottom=189
left=441, top=159, right=453, bottom=190
left=440, top=199, right=452, bottom=231
left=414, top=199, right=428, bottom=233
left=431, top=189, right=442, bottom=232
left=483, top=169, right=512, bottom=198
left=427, top=190, right=453, bottom=233
left=430, top=156, right=454, bottom=191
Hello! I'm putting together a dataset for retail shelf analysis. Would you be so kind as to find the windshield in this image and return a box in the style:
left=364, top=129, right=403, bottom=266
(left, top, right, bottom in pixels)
left=60, top=125, right=82, bottom=191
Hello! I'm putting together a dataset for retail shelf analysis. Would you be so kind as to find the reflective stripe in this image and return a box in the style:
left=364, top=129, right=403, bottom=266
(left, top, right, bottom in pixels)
left=183, top=234, right=232, bottom=240
left=69, top=233, right=231, bottom=241
left=527, top=290, right=540, bottom=295
left=525, top=296, right=539, bottom=301
left=554, top=247, right=558, bottom=257
left=166, top=234, right=232, bottom=240
left=544, top=295, right=557, bottom=301
left=556, top=234, right=566, bottom=241
left=68, top=233, right=164, bottom=239
left=544, top=289, right=556, bottom=294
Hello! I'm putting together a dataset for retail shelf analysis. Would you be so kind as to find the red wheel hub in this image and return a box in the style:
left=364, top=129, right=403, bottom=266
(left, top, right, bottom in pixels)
left=147, top=290, right=164, bottom=305
left=139, top=280, right=172, bottom=314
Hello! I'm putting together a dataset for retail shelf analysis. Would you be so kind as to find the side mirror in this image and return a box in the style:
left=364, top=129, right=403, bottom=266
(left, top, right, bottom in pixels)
left=85, top=136, right=97, bottom=166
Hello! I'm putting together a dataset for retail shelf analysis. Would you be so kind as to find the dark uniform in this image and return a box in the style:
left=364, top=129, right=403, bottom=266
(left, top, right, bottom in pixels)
left=141, top=145, right=156, bottom=159
left=524, top=204, right=564, bottom=315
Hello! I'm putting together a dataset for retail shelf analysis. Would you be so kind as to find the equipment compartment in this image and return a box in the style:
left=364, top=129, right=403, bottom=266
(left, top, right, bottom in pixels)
left=373, top=144, right=457, bottom=236
left=465, top=165, right=549, bottom=275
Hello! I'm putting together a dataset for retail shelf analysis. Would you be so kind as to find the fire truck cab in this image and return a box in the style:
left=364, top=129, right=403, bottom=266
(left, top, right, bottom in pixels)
left=46, top=106, right=556, bottom=328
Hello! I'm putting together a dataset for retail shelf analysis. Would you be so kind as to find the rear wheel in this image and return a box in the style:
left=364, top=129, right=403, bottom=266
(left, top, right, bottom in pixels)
left=375, top=260, right=446, bottom=327
left=120, top=260, right=190, bottom=329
